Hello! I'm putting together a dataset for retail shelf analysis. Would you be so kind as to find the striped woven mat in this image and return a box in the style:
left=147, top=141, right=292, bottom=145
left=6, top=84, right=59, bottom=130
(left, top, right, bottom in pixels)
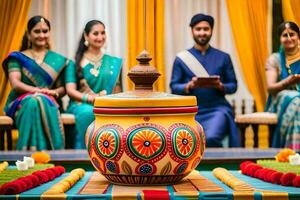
left=1, top=170, right=300, bottom=199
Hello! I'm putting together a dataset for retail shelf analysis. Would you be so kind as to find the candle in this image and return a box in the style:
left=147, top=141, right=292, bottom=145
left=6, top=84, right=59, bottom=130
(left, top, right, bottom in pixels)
left=16, top=160, right=28, bottom=171
left=289, top=153, right=300, bottom=165
left=23, top=156, right=35, bottom=168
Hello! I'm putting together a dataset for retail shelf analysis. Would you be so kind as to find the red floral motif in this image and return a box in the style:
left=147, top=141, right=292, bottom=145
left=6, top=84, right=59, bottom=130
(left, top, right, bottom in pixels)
left=90, top=124, right=124, bottom=162
left=124, top=123, right=167, bottom=163
left=176, top=129, right=194, bottom=156
left=131, top=129, right=163, bottom=158
left=167, top=123, right=201, bottom=162
left=98, top=130, right=117, bottom=157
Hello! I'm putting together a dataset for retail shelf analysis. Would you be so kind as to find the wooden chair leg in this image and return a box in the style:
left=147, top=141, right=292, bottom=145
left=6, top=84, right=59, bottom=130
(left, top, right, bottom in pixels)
left=252, top=124, right=259, bottom=148
left=0, top=130, right=4, bottom=150
left=237, top=124, right=247, bottom=147
left=64, top=124, right=76, bottom=149
left=6, top=129, right=12, bottom=150
left=268, top=124, right=276, bottom=147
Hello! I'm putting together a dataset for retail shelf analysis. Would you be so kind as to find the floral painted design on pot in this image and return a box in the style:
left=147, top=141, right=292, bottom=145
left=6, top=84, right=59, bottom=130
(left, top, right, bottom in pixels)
left=85, top=50, right=205, bottom=185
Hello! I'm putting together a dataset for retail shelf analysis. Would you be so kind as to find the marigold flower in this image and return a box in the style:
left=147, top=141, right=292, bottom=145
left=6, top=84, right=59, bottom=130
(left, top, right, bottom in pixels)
left=275, top=148, right=296, bottom=162
left=31, top=151, right=51, bottom=164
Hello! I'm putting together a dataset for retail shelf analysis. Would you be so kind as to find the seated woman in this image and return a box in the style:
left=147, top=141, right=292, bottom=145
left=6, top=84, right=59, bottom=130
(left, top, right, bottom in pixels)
left=265, top=21, right=300, bottom=151
left=2, top=16, right=68, bottom=150
left=65, top=20, right=122, bottom=149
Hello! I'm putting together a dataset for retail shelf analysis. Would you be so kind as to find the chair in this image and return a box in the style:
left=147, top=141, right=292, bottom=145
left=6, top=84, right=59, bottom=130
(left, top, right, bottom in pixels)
left=235, top=112, right=278, bottom=148
left=61, top=113, right=75, bottom=125
left=0, top=114, right=76, bottom=150
left=61, top=113, right=76, bottom=149
left=0, top=116, right=13, bottom=150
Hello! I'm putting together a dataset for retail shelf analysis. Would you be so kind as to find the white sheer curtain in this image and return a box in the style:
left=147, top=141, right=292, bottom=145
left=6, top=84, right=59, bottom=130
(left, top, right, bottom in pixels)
left=29, top=0, right=127, bottom=107
left=164, top=0, right=253, bottom=114
left=29, top=0, right=126, bottom=67
left=29, top=0, right=253, bottom=113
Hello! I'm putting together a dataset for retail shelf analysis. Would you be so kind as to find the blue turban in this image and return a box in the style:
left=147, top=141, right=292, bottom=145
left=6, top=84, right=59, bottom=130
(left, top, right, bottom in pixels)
left=190, top=13, right=214, bottom=29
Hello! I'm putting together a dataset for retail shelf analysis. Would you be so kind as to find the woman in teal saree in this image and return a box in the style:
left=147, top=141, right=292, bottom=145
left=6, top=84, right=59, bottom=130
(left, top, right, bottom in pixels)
left=265, top=21, right=300, bottom=151
left=2, top=16, right=67, bottom=150
left=65, top=20, right=122, bottom=149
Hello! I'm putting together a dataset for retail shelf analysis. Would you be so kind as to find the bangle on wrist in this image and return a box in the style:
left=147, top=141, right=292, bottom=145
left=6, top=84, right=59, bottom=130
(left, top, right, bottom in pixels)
left=82, top=93, right=89, bottom=103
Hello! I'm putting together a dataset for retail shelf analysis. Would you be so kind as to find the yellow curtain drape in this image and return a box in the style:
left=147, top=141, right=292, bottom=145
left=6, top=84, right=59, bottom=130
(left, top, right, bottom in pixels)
left=0, top=0, right=31, bottom=115
left=226, top=0, right=269, bottom=112
left=126, top=0, right=165, bottom=91
left=282, top=0, right=300, bottom=26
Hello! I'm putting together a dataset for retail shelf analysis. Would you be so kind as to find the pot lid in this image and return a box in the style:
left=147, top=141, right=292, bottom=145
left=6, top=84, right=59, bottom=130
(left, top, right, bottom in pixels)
left=94, top=91, right=196, bottom=108
left=94, top=50, right=197, bottom=108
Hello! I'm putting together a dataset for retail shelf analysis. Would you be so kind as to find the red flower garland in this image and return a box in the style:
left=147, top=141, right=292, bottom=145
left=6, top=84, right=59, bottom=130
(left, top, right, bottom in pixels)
left=0, top=166, right=65, bottom=195
left=281, top=173, right=297, bottom=186
left=293, top=176, right=300, bottom=187
left=240, top=161, right=300, bottom=187
left=270, top=171, right=283, bottom=184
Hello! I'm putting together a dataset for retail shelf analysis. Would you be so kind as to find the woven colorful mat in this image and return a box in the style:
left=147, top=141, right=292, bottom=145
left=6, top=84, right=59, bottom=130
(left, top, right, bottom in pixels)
left=78, top=170, right=224, bottom=200
left=1, top=170, right=300, bottom=199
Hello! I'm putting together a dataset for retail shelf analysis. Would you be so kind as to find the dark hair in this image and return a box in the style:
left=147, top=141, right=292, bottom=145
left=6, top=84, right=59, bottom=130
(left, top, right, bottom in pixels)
left=278, top=21, right=300, bottom=37
left=75, top=20, right=105, bottom=82
left=20, top=16, right=51, bottom=51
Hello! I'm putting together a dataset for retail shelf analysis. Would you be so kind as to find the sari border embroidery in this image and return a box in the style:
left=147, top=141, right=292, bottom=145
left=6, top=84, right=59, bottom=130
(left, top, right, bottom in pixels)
left=37, top=95, right=54, bottom=149
left=22, top=67, right=39, bottom=86
left=40, top=62, right=58, bottom=81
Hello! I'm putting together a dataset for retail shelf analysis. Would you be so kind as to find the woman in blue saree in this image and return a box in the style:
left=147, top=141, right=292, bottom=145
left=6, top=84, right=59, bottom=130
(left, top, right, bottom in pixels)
left=65, top=20, right=122, bottom=149
left=2, top=16, right=68, bottom=150
left=266, top=21, right=300, bottom=151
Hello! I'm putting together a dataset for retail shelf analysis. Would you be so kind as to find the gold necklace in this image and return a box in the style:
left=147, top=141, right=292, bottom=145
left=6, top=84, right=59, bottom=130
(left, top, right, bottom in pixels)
left=30, top=49, right=45, bottom=65
left=84, top=53, right=103, bottom=77
left=285, top=47, right=300, bottom=91
left=30, top=49, right=46, bottom=65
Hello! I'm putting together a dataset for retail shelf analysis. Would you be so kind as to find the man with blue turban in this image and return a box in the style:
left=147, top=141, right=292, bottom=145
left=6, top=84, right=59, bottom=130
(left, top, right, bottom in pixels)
left=170, top=13, right=240, bottom=147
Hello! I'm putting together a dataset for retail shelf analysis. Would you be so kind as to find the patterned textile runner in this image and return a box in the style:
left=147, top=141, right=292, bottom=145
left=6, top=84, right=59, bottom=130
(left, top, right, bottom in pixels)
left=80, top=172, right=169, bottom=200
left=173, top=170, right=224, bottom=192
left=2, top=170, right=300, bottom=199
left=80, top=172, right=109, bottom=195
left=79, top=170, right=225, bottom=199
left=213, top=168, right=289, bottom=200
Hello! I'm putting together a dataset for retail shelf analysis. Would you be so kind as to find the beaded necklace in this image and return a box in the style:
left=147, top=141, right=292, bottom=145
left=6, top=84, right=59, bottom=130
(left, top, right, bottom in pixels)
left=84, top=53, right=103, bottom=77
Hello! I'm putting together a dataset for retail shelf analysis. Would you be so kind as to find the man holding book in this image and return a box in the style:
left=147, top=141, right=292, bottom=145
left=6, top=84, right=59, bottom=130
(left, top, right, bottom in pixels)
left=170, top=13, right=239, bottom=147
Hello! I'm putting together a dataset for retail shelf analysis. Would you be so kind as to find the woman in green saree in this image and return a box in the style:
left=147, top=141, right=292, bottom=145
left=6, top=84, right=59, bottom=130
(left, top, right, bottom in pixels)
left=65, top=20, right=122, bottom=149
left=265, top=21, right=300, bottom=151
left=2, top=16, right=68, bottom=150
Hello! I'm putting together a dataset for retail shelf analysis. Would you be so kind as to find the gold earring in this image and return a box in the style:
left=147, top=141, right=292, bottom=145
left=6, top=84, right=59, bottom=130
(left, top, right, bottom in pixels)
left=84, top=40, right=89, bottom=47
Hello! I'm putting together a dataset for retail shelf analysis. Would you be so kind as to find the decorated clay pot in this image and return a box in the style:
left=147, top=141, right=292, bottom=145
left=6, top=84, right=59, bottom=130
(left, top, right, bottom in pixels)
left=85, top=51, right=206, bottom=185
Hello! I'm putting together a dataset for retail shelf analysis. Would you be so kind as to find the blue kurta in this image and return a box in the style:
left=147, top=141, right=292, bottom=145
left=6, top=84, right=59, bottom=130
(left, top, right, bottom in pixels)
left=170, top=46, right=240, bottom=147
